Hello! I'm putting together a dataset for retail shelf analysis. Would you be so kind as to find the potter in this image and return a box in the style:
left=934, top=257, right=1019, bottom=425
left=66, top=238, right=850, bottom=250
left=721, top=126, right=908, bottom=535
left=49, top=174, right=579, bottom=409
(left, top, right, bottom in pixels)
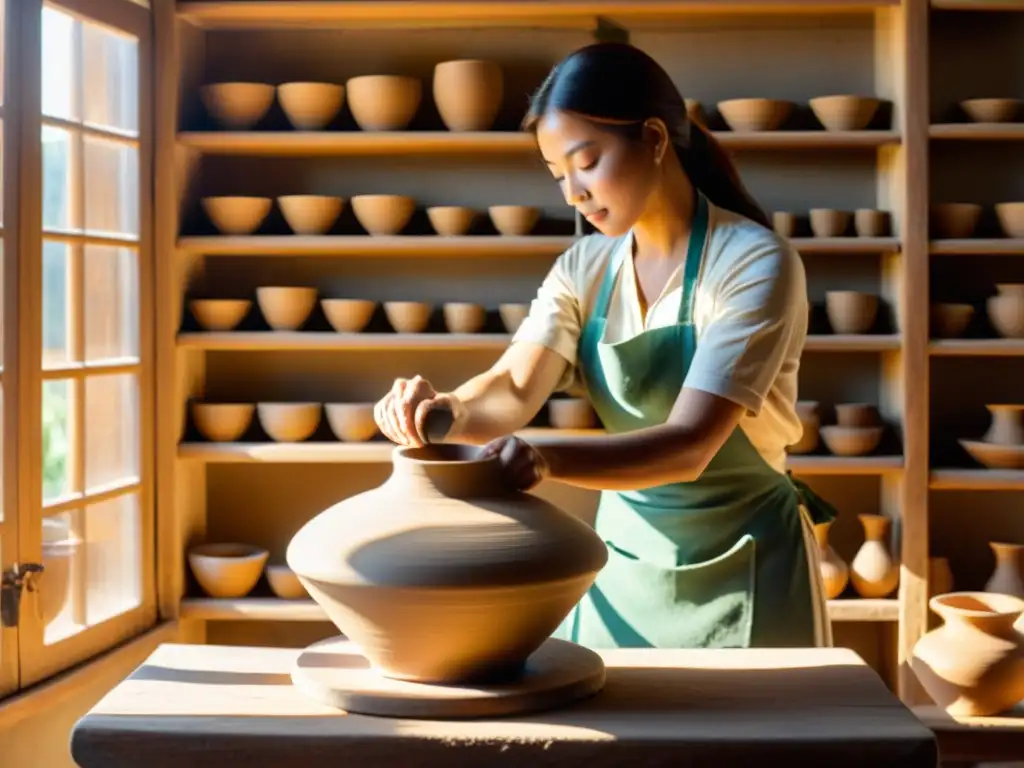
left=375, top=42, right=836, bottom=650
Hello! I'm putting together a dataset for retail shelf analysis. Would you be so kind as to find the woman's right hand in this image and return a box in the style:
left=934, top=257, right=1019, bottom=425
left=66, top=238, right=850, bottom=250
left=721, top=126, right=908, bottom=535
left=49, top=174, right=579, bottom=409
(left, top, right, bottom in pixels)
left=374, top=375, right=465, bottom=447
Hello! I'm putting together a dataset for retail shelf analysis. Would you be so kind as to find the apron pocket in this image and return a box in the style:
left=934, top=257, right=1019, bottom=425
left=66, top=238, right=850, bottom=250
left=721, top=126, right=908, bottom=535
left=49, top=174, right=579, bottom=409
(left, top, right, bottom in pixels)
left=573, top=535, right=757, bottom=649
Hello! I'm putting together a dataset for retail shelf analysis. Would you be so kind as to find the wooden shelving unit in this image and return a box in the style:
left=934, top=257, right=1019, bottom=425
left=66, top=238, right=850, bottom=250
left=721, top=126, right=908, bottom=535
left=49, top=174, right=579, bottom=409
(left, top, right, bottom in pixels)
left=152, top=0, right=1024, bottom=718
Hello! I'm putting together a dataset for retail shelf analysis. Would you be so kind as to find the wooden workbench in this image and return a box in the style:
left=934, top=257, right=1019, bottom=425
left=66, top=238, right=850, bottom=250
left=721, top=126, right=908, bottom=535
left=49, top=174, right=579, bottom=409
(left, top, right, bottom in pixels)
left=70, top=642, right=938, bottom=767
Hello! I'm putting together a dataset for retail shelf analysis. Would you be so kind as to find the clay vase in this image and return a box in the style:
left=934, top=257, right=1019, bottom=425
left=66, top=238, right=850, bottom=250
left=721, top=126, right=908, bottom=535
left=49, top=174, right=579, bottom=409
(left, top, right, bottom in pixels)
left=981, top=404, right=1024, bottom=445
left=849, top=514, right=899, bottom=598
left=910, top=592, right=1024, bottom=716
left=432, top=59, right=503, bottom=132
left=813, top=521, right=849, bottom=599
left=988, top=284, right=1024, bottom=339
left=985, top=542, right=1024, bottom=598
left=285, top=443, right=609, bottom=684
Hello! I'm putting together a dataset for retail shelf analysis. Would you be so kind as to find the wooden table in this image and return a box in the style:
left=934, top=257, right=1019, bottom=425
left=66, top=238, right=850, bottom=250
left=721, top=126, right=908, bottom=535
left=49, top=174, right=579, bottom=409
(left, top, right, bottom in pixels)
left=71, top=642, right=938, bottom=768
left=913, top=704, right=1024, bottom=764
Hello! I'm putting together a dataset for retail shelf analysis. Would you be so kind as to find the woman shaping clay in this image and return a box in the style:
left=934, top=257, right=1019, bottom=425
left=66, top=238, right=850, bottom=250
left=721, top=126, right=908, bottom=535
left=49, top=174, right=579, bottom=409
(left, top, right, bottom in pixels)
left=373, top=42, right=836, bottom=650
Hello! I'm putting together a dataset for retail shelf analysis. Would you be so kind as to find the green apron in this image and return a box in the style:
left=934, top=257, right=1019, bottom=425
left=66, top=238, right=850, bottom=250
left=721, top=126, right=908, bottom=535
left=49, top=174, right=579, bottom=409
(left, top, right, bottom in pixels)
left=552, top=193, right=836, bottom=649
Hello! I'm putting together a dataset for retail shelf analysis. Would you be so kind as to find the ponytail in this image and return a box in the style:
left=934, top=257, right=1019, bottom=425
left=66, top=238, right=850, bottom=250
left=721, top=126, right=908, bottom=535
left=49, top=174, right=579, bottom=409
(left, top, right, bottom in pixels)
left=677, top=122, right=769, bottom=229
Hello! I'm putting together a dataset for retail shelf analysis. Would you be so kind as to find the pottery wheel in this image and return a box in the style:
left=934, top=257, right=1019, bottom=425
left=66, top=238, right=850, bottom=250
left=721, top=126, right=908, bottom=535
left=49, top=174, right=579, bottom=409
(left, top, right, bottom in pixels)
left=290, top=636, right=606, bottom=719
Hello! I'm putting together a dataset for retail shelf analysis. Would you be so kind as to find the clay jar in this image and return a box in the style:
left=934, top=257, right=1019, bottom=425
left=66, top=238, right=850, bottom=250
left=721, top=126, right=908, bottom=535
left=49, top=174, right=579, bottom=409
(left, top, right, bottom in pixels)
left=432, top=59, right=503, bottom=132
left=850, top=513, right=899, bottom=598
left=285, top=443, right=609, bottom=684
left=825, top=291, right=878, bottom=334
left=813, top=521, right=849, bottom=599
left=911, top=592, right=1024, bottom=716
left=987, top=284, right=1024, bottom=339
left=985, top=542, right=1024, bottom=598
left=982, top=404, right=1024, bottom=445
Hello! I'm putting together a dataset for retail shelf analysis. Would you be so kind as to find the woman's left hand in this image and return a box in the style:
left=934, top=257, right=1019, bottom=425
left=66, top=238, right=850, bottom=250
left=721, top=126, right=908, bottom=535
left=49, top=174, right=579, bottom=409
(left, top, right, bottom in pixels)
left=479, top=435, right=550, bottom=491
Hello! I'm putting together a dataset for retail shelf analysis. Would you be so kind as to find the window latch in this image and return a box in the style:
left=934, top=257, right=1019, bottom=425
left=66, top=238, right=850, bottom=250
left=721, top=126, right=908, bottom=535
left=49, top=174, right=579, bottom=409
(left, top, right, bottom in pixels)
left=1, top=563, right=45, bottom=628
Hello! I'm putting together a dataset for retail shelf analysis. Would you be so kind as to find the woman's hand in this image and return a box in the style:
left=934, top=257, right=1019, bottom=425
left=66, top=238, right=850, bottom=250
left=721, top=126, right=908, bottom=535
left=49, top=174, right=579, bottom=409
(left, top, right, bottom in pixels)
left=374, top=375, right=466, bottom=447
left=479, top=435, right=550, bottom=491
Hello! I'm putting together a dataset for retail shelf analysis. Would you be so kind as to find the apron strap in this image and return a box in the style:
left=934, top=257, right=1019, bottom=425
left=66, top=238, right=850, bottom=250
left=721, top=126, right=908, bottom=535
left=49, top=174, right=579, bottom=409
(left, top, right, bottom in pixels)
left=786, top=471, right=839, bottom=526
left=591, top=238, right=626, bottom=322
left=678, top=191, right=710, bottom=325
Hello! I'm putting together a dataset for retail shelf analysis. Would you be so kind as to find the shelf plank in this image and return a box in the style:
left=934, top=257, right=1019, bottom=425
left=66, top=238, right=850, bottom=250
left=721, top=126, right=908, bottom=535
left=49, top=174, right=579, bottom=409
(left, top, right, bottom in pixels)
left=177, top=331, right=903, bottom=352
left=176, top=235, right=574, bottom=257
left=179, top=596, right=898, bottom=622
left=930, top=0, right=1024, bottom=9
left=930, top=469, right=1024, bottom=490
left=929, top=339, right=1024, bottom=356
left=929, top=123, right=1024, bottom=141
left=177, top=0, right=903, bottom=29
left=930, top=238, right=1024, bottom=254
left=788, top=455, right=904, bottom=475
left=793, top=237, right=900, bottom=254
left=176, top=129, right=900, bottom=154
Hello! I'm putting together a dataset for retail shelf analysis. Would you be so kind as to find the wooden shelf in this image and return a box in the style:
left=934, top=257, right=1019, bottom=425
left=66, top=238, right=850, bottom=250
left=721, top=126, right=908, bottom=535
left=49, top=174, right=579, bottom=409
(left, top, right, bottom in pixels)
left=929, top=123, right=1024, bottom=141
left=792, top=237, right=900, bottom=254
left=177, top=0, right=903, bottom=29
left=930, top=238, right=1024, bottom=254
left=175, top=235, right=573, bottom=257
left=930, top=0, right=1024, bottom=9
left=179, top=596, right=899, bottom=622
left=176, top=129, right=899, bottom=154
left=176, top=331, right=903, bottom=352
left=929, top=339, right=1024, bottom=356
left=929, top=469, right=1024, bottom=491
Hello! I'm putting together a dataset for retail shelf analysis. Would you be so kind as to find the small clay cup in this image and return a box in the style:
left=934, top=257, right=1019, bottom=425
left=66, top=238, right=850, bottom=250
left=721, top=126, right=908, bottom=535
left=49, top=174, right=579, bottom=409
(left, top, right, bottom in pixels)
left=825, top=291, right=879, bottom=334
left=930, top=303, right=974, bottom=338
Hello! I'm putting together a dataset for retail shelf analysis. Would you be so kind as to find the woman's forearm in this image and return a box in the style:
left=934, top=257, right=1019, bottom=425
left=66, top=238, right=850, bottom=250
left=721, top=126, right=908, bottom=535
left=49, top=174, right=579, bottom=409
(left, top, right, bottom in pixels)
left=533, top=424, right=710, bottom=491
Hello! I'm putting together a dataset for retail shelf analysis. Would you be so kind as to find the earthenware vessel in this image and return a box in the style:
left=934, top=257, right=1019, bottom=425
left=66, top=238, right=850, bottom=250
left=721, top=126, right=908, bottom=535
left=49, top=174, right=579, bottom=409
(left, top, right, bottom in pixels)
left=987, top=284, right=1024, bottom=338
left=929, top=202, right=981, bottom=239
left=716, top=98, right=792, bottom=131
left=809, top=95, right=880, bottom=131
left=432, top=59, right=503, bottom=132
left=981, top=404, right=1024, bottom=445
left=286, top=443, right=609, bottom=683
left=277, top=82, right=345, bottom=130
left=911, top=592, right=1024, bottom=716
left=813, top=521, right=849, bottom=599
left=850, top=514, right=899, bottom=598
left=984, top=542, right=1024, bottom=598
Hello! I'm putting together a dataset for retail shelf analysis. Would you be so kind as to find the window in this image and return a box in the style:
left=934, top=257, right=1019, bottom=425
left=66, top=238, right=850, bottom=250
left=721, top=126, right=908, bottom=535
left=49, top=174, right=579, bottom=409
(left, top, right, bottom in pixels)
left=0, top=0, right=153, bottom=696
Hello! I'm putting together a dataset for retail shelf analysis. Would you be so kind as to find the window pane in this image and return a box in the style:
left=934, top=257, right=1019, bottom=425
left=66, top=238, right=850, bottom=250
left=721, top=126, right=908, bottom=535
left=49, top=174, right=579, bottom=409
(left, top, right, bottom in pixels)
left=42, top=125, right=75, bottom=231
left=41, top=512, right=78, bottom=641
left=84, top=137, right=138, bottom=237
left=83, top=22, right=138, bottom=134
left=41, top=5, right=76, bottom=122
left=42, top=240, right=72, bottom=367
left=85, top=372, right=139, bottom=491
left=42, top=379, right=72, bottom=503
left=85, top=246, right=138, bottom=361
left=84, top=492, right=141, bottom=625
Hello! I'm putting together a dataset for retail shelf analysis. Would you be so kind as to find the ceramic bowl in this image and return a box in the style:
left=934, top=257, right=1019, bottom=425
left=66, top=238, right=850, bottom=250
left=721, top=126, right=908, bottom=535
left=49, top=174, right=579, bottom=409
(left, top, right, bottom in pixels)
left=325, top=403, right=379, bottom=442
left=257, top=402, right=322, bottom=442
left=266, top=564, right=310, bottom=599
left=277, top=195, right=345, bottom=235
left=345, top=74, right=421, bottom=131
left=256, top=286, right=318, bottom=331
left=188, top=542, right=269, bottom=598
left=192, top=402, right=255, bottom=442
left=930, top=303, right=974, bottom=338
left=488, top=205, right=540, bottom=236
left=820, top=425, right=884, bottom=456
left=432, top=59, right=503, bottom=132
left=200, top=82, right=275, bottom=129
left=277, top=82, right=345, bottom=130
left=443, top=302, right=486, bottom=334
left=960, top=98, right=1022, bottom=124
left=825, top=291, right=879, bottom=335
left=201, top=196, right=272, bottom=235
left=809, top=95, right=881, bottom=131
left=498, top=303, right=530, bottom=334
left=995, top=202, right=1024, bottom=238
left=930, top=203, right=982, bottom=239
left=427, top=206, right=477, bottom=236
left=351, top=194, right=416, bottom=236
left=190, top=299, right=251, bottom=331
left=716, top=98, right=792, bottom=132
left=384, top=301, right=432, bottom=333
left=321, top=299, right=377, bottom=333
left=809, top=208, right=852, bottom=238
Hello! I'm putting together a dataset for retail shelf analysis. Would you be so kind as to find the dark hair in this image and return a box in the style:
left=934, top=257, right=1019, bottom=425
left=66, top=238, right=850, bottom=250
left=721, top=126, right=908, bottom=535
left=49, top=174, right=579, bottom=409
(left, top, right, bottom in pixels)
left=522, top=42, right=769, bottom=229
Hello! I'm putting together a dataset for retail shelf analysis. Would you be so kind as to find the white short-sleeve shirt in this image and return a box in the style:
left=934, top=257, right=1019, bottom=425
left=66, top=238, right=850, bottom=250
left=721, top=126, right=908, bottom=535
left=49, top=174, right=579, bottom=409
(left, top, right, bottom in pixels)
left=512, top=200, right=807, bottom=473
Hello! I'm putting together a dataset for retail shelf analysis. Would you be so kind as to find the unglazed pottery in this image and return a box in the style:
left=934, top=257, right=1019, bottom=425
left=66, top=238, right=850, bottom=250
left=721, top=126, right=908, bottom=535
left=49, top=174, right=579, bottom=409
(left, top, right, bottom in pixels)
left=325, top=403, right=378, bottom=443
left=985, top=542, right=1024, bottom=598
left=981, top=404, right=1024, bottom=445
left=988, top=283, right=1024, bottom=338
left=351, top=194, right=416, bottom=235
left=809, top=95, right=881, bottom=131
left=825, top=290, right=878, bottom=334
left=820, top=425, right=883, bottom=456
left=855, top=209, right=890, bottom=237
left=277, top=82, right=345, bottom=130
left=443, top=302, right=486, bottom=334
left=188, top=543, right=269, bottom=598
left=548, top=398, right=597, bottom=429
left=257, top=402, right=322, bottom=442
left=930, top=202, right=982, bottom=239
left=200, top=82, right=275, bottom=129
left=809, top=208, right=851, bottom=238
left=834, top=402, right=880, bottom=428
left=202, top=196, right=272, bottom=235
left=716, top=98, right=792, bottom=131
left=995, top=202, right=1024, bottom=237
left=277, top=195, right=345, bottom=235
left=772, top=211, right=798, bottom=238
left=813, top=521, right=849, bottom=599
left=345, top=75, right=421, bottom=131
left=850, top=514, right=899, bottom=598
left=788, top=400, right=820, bottom=454
left=384, top=301, right=432, bottom=333
left=910, top=592, right=1024, bottom=716
left=432, top=59, right=503, bottom=132
left=285, top=443, right=609, bottom=683
left=498, top=303, right=530, bottom=334
left=190, top=299, right=251, bottom=331
left=930, top=302, right=974, bottom=338
left=321, top=298, right=376, bottom=333
left=256, top=286, right=318, bottom=331
left=489, top=205, right=540, bottom=236
left=961, top=98, right=1022, bottom=123
left=959, top=440, right=1024, bottom=469
left=192, top=402, right=255, bottom=442
left=266, top=564, right=310, bottom=599
left=426, top=206, right=476, bottom=236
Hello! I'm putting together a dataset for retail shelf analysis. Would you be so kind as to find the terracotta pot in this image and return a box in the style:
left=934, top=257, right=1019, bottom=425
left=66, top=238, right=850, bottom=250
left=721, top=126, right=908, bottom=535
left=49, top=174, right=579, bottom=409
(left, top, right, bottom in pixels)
left=345, top=75, right=421, bottom=131
left=489, top=205, right=540, bottom=236
left=834, top=402, right=879, bottom=428
left=192, top=402, right=255, bottom=442
left=813, top=521, right=848, bottom=600
left=443, top=302, right=486, bottom=334
left=277, top=82, right=345, bottom=130
left=498, top=303, right=529, bottom=334
left=200, top=82, right=275, bottom=129
left=809, top=95, right=881, bottom=131
left=961, top=98, right=1022, bottom=123
left=384, top=301, right=432, bottom=333
left=995, top=202, right=1024, bottom=238
left=257, top=402, right=322, bottom=443
left=981, top=404, right=1024, bottom=445
left=188, top=542, right=269, bottom=598
left=959, top=439, right=1024, bottom=470
left=202, top=196, right=272, bottom=235
left=321, top=298, right=376, bottom=333
left=427, top=206, right=476, bottom=236
left=855, top=209, right=890, bottom=237
left=985, top=542, right=1024, bottom=598
left=788, top=400, right=820, bottom=454
left=277, top=195, right=345, bottom=235
left=930, top=203, right=982, bottom=239
left=285, top=443, right=609, bottom=683
left=772, top=211, right=798, bottom=238
left=266, top=564, right=309, bottom=599
left=820, top=425, right=883, bottom=456
left=190, top=299, right=251, bottom=331
left=809, top=208, right=851, bottom=238
left=987, top=284, right=1024, bottom=338
left=716, top=98, right=792, bottom=131
left=351, top=194, right=416, bottom=236
left=850, top=514, right=899, bottom=598
left=256, top=286, right=318, bottom=331
left=910, top=592, right=1024, bottom=716
left=825, top=290, right=878, bottom=334
left=325, top=403, right=379, bottom=442
left=930, top=302, right=974, bottom=338
left=432, top=59, right=503, bottom=132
